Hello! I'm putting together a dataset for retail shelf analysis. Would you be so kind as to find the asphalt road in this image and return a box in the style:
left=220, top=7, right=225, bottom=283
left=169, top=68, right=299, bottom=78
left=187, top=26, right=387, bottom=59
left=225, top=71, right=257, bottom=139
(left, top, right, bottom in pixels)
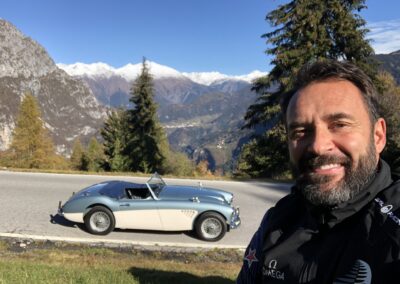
left=0, top=171, right=291, bottom=248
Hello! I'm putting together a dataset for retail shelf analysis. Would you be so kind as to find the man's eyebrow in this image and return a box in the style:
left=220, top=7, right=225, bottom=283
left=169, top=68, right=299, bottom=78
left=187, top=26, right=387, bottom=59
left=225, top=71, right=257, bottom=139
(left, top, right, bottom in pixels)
left=287, top=112, right=355, bottom=130
left=322, top=112, right=356, bottom=121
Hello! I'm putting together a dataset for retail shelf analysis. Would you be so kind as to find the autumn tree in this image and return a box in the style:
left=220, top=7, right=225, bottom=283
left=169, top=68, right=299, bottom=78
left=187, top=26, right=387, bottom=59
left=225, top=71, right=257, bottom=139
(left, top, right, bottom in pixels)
left=9, top=93, right=59, bottom=169
left=238, top=0, right=377, bottom=177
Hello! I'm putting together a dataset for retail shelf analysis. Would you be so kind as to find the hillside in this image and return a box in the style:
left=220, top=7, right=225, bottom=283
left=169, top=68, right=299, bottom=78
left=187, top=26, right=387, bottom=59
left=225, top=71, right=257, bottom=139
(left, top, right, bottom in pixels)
left=374, top=50, right=400, bottom=84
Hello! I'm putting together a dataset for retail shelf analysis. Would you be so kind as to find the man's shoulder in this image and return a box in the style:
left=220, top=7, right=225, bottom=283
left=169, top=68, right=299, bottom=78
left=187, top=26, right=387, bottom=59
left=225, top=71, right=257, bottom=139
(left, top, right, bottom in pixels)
left=275, top=190, right=302, bottom=208
left=263, top=192, right=304, bottom=228
left=372, top=179, right=400, bottom=246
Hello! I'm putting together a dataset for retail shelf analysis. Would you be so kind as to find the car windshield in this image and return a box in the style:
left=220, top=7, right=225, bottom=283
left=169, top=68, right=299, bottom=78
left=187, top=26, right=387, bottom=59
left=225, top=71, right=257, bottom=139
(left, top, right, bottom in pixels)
left=146, top=173, right=166, bottom=197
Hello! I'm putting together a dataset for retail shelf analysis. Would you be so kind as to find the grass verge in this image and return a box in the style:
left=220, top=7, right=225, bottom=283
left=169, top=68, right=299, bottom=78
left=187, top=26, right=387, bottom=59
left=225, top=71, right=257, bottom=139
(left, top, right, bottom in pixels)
left=0, top=239, right=243, bottom=283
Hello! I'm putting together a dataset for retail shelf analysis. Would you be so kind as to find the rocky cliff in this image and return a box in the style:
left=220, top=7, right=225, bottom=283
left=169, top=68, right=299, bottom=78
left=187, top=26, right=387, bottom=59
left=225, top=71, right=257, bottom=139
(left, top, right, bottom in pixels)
left=0, top=19, right=106, bottom=154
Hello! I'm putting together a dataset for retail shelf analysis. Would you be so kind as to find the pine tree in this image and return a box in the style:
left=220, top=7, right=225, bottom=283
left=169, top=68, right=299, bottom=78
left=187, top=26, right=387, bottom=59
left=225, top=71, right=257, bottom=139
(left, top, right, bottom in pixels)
left=10, top=93, right=58, bottom=169
left=236, top=125, right=290, bottom=178
left=84, top=137, right=105, bottom=172
left=124, top=58, right=166, bottom=173
left=238, top=0, right=376, bottom=177
left=101, top=109, right=128, bottom=171
left=70, top=139, right=85, bottom=170
left=376, top=71, right=400, bottom=168
left=109, top=138, right=126, bottom=172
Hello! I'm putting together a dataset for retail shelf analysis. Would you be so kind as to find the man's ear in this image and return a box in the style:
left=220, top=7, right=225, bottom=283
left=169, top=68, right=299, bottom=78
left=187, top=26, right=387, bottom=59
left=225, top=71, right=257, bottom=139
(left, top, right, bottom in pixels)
left=374, top=118, right=386, bottom=155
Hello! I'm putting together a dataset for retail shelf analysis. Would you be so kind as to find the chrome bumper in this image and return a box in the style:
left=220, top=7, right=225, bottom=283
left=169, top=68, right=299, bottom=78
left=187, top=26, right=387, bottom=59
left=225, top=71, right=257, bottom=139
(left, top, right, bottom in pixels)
left=230, top=207, right=241, bottom=229
left=57, top=201, right=64, bottom=216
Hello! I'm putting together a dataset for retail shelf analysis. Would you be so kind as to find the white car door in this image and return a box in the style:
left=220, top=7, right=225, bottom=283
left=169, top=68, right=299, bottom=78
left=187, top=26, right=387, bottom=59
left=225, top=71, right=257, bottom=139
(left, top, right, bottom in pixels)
left=114, top=188, right=162, bottom=230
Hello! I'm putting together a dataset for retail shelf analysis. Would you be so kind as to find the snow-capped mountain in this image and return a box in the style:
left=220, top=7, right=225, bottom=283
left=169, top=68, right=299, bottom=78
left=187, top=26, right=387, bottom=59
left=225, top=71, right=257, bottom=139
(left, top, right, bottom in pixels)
left=57, top=62, right=267, bottom=86
left=57, top=61, right=267, bottom=107
left=182, top=71, right=230, bottom=85
left=183, top=70, right=267, bottom=85
left=57, top=61, right=186, bottom=82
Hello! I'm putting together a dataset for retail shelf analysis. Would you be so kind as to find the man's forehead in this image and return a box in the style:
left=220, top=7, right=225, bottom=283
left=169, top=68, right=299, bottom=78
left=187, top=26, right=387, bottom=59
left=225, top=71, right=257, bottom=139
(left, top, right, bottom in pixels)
left=286, top=79, right=366, bottom=117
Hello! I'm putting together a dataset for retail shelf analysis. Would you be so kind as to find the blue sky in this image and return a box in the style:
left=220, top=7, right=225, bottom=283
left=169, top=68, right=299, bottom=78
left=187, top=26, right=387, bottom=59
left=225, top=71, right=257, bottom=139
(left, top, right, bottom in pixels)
left=1, top=0, right=400, bottom=75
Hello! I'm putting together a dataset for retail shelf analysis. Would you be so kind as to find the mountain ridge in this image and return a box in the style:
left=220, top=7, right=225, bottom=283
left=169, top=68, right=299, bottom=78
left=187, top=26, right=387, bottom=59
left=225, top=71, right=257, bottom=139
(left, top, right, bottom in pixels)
left=57, top=61, right=267, bottom=86
left=374, top=49, right=400, bottom=84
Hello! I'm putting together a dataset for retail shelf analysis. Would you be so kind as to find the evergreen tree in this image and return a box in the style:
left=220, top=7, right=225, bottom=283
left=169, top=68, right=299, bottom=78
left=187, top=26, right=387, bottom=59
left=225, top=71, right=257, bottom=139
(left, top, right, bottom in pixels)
left=70, top=139, right=85, bottom=170
left=84, top=137, right=105, bottom=172
left=236, top=125, right=289, bottom=178
left=10, top=93, right=58, bottom=169
left=109, top=138, right=126, bottom=172
left=124, top=58, right=166, bottom=173
left=238, top=0, right=376, bottom=177
left=101, top=109, right=128, bottom=171
left=376, top=71, right=400, bottom=168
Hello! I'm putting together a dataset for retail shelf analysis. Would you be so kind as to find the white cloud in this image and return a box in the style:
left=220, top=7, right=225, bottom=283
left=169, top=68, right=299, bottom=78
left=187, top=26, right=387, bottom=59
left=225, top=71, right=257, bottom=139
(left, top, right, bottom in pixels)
left=367, top=19, right=400, bottom=54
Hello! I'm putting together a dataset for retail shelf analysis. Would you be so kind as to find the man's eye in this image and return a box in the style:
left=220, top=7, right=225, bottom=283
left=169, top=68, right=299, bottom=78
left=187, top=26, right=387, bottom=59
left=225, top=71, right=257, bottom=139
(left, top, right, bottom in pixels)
left=331, top=122, right=348, bottom=129
left=290, top=129, right=306, bottom=139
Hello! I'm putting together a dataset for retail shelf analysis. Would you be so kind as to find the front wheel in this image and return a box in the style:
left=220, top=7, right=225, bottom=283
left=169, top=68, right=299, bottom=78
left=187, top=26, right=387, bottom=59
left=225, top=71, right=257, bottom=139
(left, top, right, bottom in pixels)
left=195, top=212, right=227, bottom=242
left=84, top=206, right=115, bottom=235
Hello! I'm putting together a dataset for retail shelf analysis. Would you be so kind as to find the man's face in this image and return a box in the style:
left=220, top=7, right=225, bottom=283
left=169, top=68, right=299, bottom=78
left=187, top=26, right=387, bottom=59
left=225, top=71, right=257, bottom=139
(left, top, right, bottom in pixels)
left=286, top=79, right=386, bottom=206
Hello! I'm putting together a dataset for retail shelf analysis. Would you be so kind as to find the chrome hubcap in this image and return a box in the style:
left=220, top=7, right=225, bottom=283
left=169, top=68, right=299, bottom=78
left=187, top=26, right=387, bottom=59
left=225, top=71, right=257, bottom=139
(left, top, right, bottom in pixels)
left=90, top=212, right=110, bottom=232
left=201, top=217, right=222, bottom=239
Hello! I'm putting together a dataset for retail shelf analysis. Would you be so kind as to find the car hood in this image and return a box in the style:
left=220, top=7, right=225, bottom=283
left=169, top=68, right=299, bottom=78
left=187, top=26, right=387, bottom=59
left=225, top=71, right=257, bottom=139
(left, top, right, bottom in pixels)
left=159, top=185, right=233, bottom=205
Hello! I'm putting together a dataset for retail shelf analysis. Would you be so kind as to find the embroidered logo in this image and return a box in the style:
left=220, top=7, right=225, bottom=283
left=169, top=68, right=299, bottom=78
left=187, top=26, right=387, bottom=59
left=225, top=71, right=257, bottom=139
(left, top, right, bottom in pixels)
left=263, top=259, right=285, bottom=280
left=381, top=205, right=393, bottom=214
left=268, top=259, right=277, bottom=269
left=375, top=198, right=400, bottom=226
left=243, top=248, right=258, bottom=268
left=333, top=259, right=371, bottom=284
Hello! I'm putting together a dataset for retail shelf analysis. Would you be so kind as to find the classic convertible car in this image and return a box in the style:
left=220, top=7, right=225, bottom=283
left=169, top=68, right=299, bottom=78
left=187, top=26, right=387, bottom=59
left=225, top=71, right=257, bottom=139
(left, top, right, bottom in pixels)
left=58, top=173, right=240, bottom=241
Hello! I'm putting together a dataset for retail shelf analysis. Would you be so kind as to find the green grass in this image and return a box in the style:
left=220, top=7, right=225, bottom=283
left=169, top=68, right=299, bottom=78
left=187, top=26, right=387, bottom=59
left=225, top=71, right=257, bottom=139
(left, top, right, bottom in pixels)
left=0, top=241, right=242, bottom=284
left=0, top=261, right=134, bottom=284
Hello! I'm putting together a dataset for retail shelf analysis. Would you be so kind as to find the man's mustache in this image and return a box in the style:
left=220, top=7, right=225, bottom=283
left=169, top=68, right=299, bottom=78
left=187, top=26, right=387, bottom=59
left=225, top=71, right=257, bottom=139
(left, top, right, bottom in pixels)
left=298, top=153, right=351, bottom=173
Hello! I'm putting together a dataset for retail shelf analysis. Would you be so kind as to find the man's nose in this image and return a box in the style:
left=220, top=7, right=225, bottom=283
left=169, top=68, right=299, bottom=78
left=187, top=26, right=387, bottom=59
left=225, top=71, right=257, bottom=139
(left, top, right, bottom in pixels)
left=307, top=127, right=334, bottom=155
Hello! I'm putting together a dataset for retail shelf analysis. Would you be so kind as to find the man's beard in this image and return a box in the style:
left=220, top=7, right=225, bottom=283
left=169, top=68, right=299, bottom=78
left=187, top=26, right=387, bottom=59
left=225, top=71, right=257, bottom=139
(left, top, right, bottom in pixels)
left=292, top=138, right=378, bottom=207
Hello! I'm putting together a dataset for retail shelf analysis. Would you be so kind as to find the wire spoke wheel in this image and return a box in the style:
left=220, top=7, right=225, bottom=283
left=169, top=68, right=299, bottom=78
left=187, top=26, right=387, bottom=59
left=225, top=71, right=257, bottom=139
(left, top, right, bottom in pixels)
left=84, top=206, right=115, bottom=235
left=201, top=217, right=222, bottom=238
left=90, top=211, right=111, bottom=232
left=195, top=212, right=226, bottom=241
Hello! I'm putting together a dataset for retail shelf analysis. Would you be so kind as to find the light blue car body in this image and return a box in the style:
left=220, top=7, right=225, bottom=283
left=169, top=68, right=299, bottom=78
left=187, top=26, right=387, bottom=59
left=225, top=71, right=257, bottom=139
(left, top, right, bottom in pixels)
left=59, top=174, right=240, bottom=236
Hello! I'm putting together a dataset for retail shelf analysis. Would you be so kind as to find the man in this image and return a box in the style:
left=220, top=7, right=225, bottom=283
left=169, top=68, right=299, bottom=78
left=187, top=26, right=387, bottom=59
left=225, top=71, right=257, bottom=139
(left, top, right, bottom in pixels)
left=237, top=60, right=400, bottom=283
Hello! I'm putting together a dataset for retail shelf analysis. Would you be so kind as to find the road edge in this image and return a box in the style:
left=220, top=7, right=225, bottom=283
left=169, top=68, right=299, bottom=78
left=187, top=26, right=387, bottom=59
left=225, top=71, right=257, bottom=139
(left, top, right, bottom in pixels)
left=0, top=232, right=246, bottom=251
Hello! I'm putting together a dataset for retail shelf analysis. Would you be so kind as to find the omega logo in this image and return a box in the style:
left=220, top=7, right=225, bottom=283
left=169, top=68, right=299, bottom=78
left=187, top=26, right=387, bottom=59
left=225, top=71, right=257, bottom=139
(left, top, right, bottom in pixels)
left=263, top=259, right=285, bottom=280
left=268, top=259, right=278, bottom=269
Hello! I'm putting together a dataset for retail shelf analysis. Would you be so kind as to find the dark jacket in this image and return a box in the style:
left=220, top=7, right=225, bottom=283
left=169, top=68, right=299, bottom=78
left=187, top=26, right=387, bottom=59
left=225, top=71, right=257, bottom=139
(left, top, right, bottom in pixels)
left=237, top=160, right=400, bottom=283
